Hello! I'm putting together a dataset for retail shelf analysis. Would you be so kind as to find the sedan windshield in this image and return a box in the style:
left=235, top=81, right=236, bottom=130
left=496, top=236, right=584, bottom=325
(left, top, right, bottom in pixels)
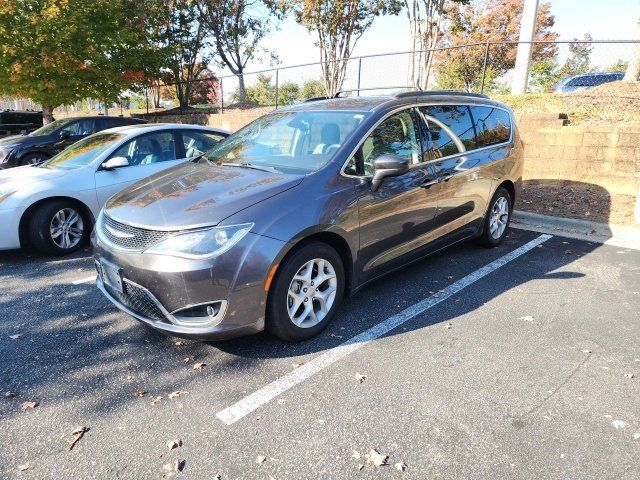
left=28, top=119, right=68, bottom=136
left=44, top=133, right=125, bottom=170
left=204, top=110, right=368, bottom=174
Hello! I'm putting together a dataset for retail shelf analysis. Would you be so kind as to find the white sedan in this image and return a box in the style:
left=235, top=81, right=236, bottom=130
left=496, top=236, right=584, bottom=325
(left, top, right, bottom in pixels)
left=0, top=123, right=229, bottom=255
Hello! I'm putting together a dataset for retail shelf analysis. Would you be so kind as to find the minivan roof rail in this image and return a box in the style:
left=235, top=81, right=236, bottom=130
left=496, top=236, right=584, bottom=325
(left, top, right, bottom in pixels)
left=395, top=90, right=490, bottom=99
left=304, top=96, right=329, bottom=102
left=333, top=86, right=422, bottom=97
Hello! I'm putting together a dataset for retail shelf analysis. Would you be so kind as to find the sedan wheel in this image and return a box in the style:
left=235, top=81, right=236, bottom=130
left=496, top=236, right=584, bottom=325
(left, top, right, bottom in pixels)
left=489, top=196, right=509, bottom=239
left=287, top=258, right=338, bottom=328
left=49, top=208, right=84, bottom=250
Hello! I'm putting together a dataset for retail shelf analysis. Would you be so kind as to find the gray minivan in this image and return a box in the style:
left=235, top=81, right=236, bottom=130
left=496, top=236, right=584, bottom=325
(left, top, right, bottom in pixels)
left=93, top=91, right=522, bottom=342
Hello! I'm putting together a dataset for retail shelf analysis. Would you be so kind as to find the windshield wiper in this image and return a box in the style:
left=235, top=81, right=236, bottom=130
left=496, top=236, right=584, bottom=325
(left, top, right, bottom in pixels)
left=221, top=162, right=280, bottom=173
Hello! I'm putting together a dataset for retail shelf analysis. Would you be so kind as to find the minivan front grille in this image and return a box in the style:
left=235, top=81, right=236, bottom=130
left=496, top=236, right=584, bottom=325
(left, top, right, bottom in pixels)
left=104, top=280, right=167, bottom=322
left=100, top=214, right=174, bottom=251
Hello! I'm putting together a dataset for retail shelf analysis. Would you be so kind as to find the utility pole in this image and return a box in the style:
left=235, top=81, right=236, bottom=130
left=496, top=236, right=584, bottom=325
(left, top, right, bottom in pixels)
left=511, top=0, right=539, bottom=94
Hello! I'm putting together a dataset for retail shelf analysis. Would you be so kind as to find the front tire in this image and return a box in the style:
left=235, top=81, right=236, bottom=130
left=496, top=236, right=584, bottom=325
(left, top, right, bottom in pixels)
left=28, top=201, right=90, bottom=255
left=267, top=242, right=345, bottom=341
left=478, top=187, right=512, bottom=247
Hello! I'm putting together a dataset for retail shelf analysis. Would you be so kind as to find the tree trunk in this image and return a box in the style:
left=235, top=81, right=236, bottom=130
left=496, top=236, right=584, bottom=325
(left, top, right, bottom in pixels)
left=237, top=74, right=247, bottom=103
left=624, top=17, right=640, bottom=81
left=42, top=105, right=55, bottom=124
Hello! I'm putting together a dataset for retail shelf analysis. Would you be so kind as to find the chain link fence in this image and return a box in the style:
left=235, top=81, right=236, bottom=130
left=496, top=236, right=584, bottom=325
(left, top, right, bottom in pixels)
left=3, top=40, right=639, bottom=116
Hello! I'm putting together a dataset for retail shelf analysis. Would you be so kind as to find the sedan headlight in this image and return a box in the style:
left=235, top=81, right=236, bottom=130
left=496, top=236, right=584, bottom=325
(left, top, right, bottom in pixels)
left=0, top=147, right=14, bottom=164
left=144, top=223, right=253, bottom=259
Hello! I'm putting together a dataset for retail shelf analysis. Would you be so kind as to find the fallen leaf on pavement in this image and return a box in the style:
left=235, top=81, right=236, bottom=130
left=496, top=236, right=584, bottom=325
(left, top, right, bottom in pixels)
left=151, top=396, right=163, bottom=405
left=357, top=465, right=364, bottom=470
left=633, top=433, right=640, bottom=440
left=354, top=373, right=367, bottom=383
left=444, top=323, right=452, bottom=329
left=4, top=391, right=17, bottom=398
left=518, top=316, right=534, bottom=322
left=213, top=475, right=221, bottom=480
left=184, top=356, right=193, bottom=363
left=624, top=373, right=635, bottom=379
left=167, top=439, right=183, bottom=450
left=395, top=462, right=408, bottom=471
left=175, top=459, right=186, bottom=472
left=174, top=341, right=185, bottom=346
left=292, top=361, right=303, bottom=368
left=20, top=401, right=38, bottom=411
left=612, top=420, right=627, bottom=430
left=168, top=390, right=187, bottom=399
left=366, top=449, right=388, bottom=467
left=64, top=426, right=90, bottom=451
left=193, top=362, right=206, bottom=370
left=9, top=334, right=22, bottom=340
left=581, top=349, right=591, bottom=354
left=17, top=463, right=30, bottom=471
left=256, top=455, right=267, bottom=464
left=134, top=391, right=146, bottom=398
left=351, top=451, right=361, bottom=459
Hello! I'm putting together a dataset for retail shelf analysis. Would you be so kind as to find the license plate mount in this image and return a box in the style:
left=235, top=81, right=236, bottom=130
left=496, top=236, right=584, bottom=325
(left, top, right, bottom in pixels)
left=99, top=259, right=125, bottom=294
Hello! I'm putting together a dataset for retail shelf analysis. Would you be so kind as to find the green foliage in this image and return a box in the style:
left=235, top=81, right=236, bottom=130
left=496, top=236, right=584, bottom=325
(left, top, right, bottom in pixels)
left=299, top=79, right=327, bottom=99
left=0, top=0, right=157, bottom=117
left=529, top=58, right=561, bottom=92
left=231, top=74, right=301, bottom=106
left=607, top=59, right=629, bottom=74
left=558, top=34, right=594, bottom=77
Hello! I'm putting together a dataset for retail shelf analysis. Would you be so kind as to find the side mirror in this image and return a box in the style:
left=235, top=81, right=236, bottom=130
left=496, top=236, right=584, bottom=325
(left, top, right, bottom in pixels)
left=59, top=131, right=70, bottom=140
left=101, top=156, right=129, bottom=170
left=371, top=154, right=409, bottom=191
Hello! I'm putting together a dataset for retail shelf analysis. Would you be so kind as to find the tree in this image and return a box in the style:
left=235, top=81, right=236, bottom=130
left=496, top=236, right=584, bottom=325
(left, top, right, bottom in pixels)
left=231, top=74, right=300, bottom=106
left=299, top=78, right=327, bottom=99
left=153, top=0, right=211, bottom=110
left=607, top=59, right=629, bottom=74
left=284, top=0, right=403, bottom=96
left=0, top=0, right=156, bottom=122
left=558, top=34, right=593, bottom=78
left=196, top=0, right=276, bottom=102
left=403, top=0, right=469, bottom=89
left=189, top=70, right=220, bottom=105
left=435, top=0, right=558, bottom=92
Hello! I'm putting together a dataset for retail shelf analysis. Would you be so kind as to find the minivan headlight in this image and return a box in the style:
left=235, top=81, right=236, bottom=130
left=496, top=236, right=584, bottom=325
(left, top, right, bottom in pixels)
left=144, top=223, right=253, bottom=259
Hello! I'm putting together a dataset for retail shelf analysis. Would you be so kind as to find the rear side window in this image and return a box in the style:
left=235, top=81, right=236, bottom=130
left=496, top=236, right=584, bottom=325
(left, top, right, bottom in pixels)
left=470, top=106, right=511, bottom=148
left=421, top=106, right=476, bottom=151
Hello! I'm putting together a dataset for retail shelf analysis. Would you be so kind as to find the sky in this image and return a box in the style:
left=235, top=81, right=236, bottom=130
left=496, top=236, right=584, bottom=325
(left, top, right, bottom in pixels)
left=238, top=0, right=640, bottom=74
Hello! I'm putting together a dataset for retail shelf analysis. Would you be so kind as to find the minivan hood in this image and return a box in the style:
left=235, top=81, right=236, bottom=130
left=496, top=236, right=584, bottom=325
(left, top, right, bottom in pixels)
left=105, top=161, right=305, bottom=229
left=0, top=164, right=67, bottom=187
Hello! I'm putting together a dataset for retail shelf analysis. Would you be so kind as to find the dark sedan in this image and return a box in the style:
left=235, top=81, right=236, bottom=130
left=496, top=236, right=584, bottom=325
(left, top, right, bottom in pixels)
left=0, top=115, right=146, bottom=168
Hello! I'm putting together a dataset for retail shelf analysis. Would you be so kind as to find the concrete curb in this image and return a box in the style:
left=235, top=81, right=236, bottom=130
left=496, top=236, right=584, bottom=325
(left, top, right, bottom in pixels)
left=512, top=210, right=640, bottom=250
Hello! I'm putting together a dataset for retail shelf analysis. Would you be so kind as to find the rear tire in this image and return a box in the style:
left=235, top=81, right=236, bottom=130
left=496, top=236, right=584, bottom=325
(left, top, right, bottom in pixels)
left=28, top=200, right=90, bottom=255
left=20, top=152, right=49, bottom=166
left=478, top=186, right=512, bottom=247
left=267, top=242, right=345, bottom=341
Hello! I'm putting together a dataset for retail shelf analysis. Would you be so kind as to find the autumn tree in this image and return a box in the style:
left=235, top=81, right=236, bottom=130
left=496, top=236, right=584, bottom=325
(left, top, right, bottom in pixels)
left=282, top=0, right=403, bottom=96
left=196, top=0, right=277, bottom=102
left=403, top=0, right=469, bottom=89
left=558, top=35, right=593, bottom=78
left=435, top=0, right=558, bottom=92
left=151, top=0, right=211, bottom=110
left=0, top=0, right=156, bottom=122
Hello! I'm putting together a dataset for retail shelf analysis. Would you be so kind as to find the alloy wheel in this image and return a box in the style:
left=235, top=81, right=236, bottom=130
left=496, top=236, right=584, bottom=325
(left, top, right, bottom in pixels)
left=50, top=208, right=84, bottom=250
left=489, top=196, right=509, bottom=239
left=287, top=258, right=338, bottom=328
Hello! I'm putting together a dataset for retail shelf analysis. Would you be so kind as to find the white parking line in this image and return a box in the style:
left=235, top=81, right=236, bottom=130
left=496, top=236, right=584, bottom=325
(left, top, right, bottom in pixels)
left=72, top=275, right=97, bottom=285
left=216, top=233, right=553, bottom=425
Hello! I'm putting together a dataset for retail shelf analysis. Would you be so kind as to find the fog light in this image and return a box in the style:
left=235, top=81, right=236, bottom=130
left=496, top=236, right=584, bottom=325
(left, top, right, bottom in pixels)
left=171, top=301, right=226, bottom=327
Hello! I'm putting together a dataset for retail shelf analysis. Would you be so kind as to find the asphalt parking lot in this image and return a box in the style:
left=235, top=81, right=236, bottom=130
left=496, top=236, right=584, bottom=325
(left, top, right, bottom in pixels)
left=1, top=227, right=639, bottom=479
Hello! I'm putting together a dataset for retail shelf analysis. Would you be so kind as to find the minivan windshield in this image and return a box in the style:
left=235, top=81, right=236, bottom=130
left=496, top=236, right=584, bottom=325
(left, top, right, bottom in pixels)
left=28, top=119, right=68, bottom=136
left=44, top=133, right=125, bottom=170
left=203, top=110, right=368, bottom=174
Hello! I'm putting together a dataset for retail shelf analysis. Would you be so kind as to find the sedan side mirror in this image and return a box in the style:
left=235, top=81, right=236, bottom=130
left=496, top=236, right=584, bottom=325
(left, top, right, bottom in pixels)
left=101, top=156, right=129, bottom=170
left=59, top=131, right=71, bottom=140
left=371, top=154, right=409, bottom=191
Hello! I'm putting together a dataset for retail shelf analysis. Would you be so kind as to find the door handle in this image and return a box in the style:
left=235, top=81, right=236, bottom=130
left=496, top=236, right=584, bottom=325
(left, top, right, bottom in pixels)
left=420, top=178, right=439, bottom=189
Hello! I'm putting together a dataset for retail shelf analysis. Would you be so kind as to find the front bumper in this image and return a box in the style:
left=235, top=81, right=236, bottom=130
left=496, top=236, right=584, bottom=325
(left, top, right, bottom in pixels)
left=0, top=207, right=23, bottom=250
left=93, top=230, right=288, bottom=340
